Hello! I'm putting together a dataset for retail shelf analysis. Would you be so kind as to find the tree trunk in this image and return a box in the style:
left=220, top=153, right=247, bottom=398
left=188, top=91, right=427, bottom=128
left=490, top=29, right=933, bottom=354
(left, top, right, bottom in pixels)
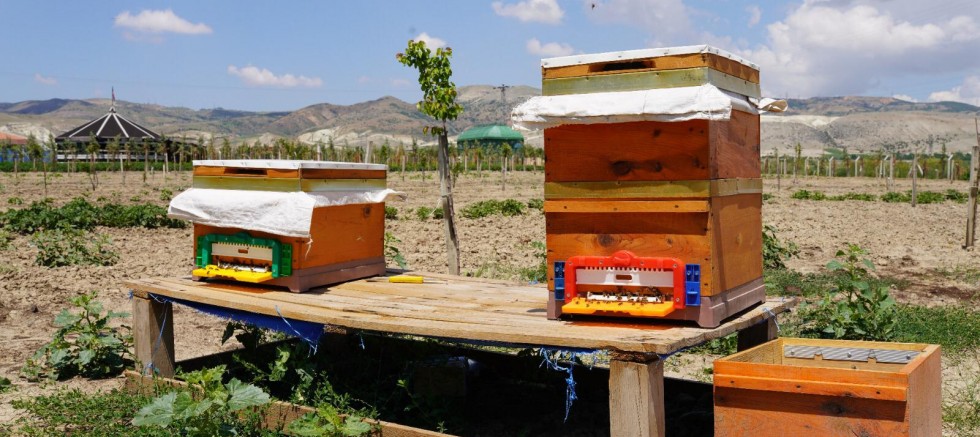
left=438, top=132, right=461, bottom=275
left=911, top=155, right=918, bottom=208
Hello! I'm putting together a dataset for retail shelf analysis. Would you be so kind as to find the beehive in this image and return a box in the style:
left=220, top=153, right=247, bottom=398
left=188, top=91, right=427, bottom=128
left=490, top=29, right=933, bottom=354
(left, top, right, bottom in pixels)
left=714, top=338, right=941, bottom=436
left=170, top=160, right=392, bottom=292
left=516, top=45, right=765, bottom=327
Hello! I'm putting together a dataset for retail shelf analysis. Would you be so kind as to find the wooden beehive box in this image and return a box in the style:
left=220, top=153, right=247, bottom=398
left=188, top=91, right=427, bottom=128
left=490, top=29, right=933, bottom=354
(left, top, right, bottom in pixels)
left=187, top=160, right=388, bottom=292
left=538, top=46, right=764, bottom=327
left=714, top=338, right=941, bottom=437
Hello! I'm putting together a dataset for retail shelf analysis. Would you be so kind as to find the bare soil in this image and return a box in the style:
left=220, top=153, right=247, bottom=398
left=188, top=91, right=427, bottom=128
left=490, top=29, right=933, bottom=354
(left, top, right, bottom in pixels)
left=0, top=170, right=977, bottom=431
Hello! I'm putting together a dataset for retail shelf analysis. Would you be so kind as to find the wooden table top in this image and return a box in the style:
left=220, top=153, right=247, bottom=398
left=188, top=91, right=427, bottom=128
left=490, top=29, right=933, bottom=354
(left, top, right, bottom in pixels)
left=126, top=272, right=796, bottom=355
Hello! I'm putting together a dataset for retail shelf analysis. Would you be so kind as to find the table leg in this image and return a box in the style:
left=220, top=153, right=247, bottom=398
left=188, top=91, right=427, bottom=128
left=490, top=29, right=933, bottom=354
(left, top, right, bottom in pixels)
left=736, top=316, right=777, bottom=352
left=132, top=294, right=175, bottom=377
left=609, top=351, right=665, bottom=437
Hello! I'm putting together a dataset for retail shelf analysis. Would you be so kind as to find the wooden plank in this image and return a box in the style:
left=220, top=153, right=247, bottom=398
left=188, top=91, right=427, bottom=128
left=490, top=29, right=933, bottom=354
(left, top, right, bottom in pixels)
left=194, top=166, right=300, bottom=178
left=542, top=67, right=761, bottom=98
left=542, top=52, right=759, bottom=83
left=609, top=355, right=665, bottom=437
left=710, top=110, right=761, bottom=179
left=719, top=374, right=907, bottom=401
left=544, top=200, right=709, bottom=213
left=300, top=168, right=386, bottom=179
left=544, top=179, right=762, bottom=199
left=191, top=176, right=386, bottom=192
left=708, top=194, right=763, bottom=296
left=132, top=295, right=175, bottom=377
left=125, top=276, right=796, bottom=355
left=906, top=345, right=942, bottom=437
left=544, top=120, right=710, bottom=183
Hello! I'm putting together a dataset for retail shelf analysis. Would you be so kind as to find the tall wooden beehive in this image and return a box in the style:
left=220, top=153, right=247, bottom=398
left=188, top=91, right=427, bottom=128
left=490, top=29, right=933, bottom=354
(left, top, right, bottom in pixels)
left=529, top=46, right=765, bottom=327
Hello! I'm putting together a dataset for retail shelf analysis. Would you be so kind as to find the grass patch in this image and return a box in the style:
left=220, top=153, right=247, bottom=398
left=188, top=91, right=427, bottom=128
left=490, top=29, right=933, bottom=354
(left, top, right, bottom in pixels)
left=1, top=197, right=185, bottom=234
left=892, top=305, right=980, bottom=354
left=10, top=388, right=170, bottom=436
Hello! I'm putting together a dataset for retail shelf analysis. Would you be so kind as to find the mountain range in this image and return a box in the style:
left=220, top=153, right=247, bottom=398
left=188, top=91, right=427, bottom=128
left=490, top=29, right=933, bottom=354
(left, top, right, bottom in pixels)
left=1, top=86, right=977, bottom=154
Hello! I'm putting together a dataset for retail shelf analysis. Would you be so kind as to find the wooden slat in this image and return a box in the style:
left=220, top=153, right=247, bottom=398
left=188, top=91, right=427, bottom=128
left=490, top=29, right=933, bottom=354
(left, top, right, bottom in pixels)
left=194, top=166, right=300, bottom=178
left=191, top=176, right=386, bottom=192
left=710, top=110, right=762, bottom=179
left=609, top=357, right=665, bottom=436
left=708, top=193, right=763, bottom=295
left=718, top=374, right=908, bottom=401
left=544, top=200, right=709, bottom=213
left=544, top=179, right=762, bottom=200
left=542, top=67, right=761, bottom=98
left=542, top=52, right=759, bottom=83
left=125, top=275, right=796, bottom=355
left=301, top=168, right=386, bottom=179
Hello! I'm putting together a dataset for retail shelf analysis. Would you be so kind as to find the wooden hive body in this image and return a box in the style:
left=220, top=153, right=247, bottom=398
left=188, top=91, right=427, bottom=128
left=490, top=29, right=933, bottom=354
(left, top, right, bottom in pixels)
left=714, top=338, right=942, bottom=436
left=539, top=46, right=764, bottom=327
left=187, top=161, right=387, bottom=292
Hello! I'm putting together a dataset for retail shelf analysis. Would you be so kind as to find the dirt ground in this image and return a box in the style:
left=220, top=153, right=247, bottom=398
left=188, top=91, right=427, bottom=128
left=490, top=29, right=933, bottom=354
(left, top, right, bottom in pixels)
left=0, top=170, right=977, bottom=430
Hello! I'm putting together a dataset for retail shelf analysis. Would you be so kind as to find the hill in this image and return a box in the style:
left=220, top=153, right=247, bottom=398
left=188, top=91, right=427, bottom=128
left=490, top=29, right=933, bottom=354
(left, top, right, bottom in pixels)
left=1, top=88, right=976, bottom=153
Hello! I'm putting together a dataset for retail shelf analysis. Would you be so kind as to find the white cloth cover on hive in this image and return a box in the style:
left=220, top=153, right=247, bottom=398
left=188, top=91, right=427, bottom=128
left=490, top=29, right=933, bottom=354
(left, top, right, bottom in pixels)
left=168, top=188, right=404, bottom=238
left=511, top=84, right=763, bottom=130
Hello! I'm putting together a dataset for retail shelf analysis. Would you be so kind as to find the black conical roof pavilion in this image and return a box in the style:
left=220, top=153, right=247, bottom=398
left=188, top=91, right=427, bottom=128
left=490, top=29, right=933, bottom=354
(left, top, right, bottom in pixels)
left=55, top=105, right=161, bottom=145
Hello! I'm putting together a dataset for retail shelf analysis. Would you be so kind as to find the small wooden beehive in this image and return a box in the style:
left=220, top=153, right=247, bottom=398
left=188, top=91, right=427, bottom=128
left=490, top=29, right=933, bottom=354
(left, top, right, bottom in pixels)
left=177, top=160, right=389, bottom=292
left=714, top=338, right=941, bottom=436
left=530, top=45, right=764, bottom=327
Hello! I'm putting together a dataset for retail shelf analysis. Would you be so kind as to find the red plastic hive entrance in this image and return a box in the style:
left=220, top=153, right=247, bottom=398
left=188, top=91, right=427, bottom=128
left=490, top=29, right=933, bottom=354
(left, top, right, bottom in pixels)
left=561, top=250, right=685, bottom=318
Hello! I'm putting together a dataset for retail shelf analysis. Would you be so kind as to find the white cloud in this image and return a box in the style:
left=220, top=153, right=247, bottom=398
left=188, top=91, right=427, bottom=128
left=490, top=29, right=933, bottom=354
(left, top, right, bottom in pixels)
left=413, top=32, right=447, bottom=49
left=114, top=9, right=212, bottom=35
left=746, top=5, right=761, bottom=28
left=737, top=1, right=980, bottom=97
left=526, top=38, right=575, bottom=57
left=928, top=75, right=980, bottom=106
left=390, top=78, right=412, bottom=87
left=227, top=65, right=322, bottom=88
left=892, top=94, right=918, bottom=102
left=33, top=73, right=57, bottom=86
left=587, top=0, right=696, bottom=45
left=357, top=76, right=372, bottom=84
left=492, top=0, right=563, bottom=24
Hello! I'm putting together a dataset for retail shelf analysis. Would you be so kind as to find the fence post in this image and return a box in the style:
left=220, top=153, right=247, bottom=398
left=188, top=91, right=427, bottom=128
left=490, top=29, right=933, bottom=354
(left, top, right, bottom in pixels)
left=966, top=119, right=979, bottom=249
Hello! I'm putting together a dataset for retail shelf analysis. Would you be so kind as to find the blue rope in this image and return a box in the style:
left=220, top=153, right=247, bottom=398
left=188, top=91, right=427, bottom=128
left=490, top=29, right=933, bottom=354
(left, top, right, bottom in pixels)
left=274, top=305, right=319, bottom=355
left=538, top=348, right=588, bottom=422
left=358, top=333, right=366, bottom=350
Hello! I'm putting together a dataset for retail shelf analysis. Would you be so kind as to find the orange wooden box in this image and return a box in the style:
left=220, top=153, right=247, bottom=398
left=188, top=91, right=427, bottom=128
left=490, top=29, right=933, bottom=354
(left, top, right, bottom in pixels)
left=714, top=338, right=942, bottom=437
left=187, top=160, right=388, bottom=292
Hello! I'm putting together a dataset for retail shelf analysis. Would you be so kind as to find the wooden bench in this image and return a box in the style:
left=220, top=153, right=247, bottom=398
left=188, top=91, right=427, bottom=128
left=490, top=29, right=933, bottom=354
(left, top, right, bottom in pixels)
left=127, top=273, right=795, bottom=437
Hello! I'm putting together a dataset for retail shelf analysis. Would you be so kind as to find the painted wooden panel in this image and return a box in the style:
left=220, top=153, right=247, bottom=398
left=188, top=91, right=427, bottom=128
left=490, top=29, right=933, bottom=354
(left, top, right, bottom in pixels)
left=542, top=52, right=760, bottom=83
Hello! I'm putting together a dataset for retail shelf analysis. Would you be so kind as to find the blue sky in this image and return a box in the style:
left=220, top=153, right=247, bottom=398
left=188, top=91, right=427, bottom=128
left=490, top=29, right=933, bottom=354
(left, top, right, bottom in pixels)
left=1, top=0, right=978, bottom=111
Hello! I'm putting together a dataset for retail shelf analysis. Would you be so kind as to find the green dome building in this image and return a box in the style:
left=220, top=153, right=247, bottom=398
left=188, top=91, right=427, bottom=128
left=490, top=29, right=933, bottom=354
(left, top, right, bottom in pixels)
left=456, top=124, right=524, bottom=152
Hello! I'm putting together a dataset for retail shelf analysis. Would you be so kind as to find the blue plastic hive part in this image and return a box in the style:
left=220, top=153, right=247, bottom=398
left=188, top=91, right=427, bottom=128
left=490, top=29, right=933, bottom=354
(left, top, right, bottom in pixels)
left=685, top=264, right=701, bottom=306
left=553, top=261, right=566, bottom=301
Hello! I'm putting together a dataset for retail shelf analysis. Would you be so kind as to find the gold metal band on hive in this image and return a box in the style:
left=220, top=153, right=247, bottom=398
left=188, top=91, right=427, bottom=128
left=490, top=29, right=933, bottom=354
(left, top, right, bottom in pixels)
left=543, top=178, right=762, bottom=200
left=542, top=67, right=761, bottom=98
left=192, top=176, right=387, bottom=192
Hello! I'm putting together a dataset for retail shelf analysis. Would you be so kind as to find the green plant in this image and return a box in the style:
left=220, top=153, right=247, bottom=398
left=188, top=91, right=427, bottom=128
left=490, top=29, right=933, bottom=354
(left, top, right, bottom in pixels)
left=880, top=191, right=911, bottom=203
left=287, top=403, right=373, bottom=436
left=1, top=197, right=184, bottom=234
left=132, top=365, right=272, bottom=436
left=31, top=229, right=119, bottom=267
left=11, top=388, right=169, bottom=436
left=415, top=206, right=433, bottom=220
left=0, top=376, right=11, bottom=393
left=791, top=189, right=826, bottom=200
left=762, top=224, right=798, bottom=269
left=432, top=207, right=444, bottom=219
left=892, top=305, right=980, bottom=354
left=944, top=351, right=980, bottom=434
left=499, top=199, right=526, bottom=216
left=461, top=200, right=500, bottom=219
left=0, top=228, right=12, bottom=250
left=384, top=205, right=398, bottom=220
left=22, top=291, right=131, bottom=381
left=526, top=198, right=544, bottom=211
left=831, top=192, right=876, bottom=201
left=519, top=241, right=548, bottom=283
left=384, top=232, right=408, bottom=269
left=762, top=193, right=773, bottom=201
left=159, top=188, right=173, bottom=201
left=945, top=189, right=968, bottom=203
left=7, top=196, right=23, bottom=205
left=799, top=244, right=897, bottom=341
